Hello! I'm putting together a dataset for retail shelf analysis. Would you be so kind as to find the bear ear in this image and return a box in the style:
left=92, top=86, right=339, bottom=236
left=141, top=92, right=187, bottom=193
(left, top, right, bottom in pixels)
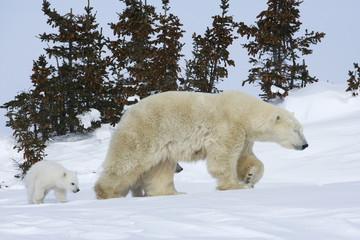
left=272, top=113, right=281, bottom=123
left=63, top=172, right=67, bottom=177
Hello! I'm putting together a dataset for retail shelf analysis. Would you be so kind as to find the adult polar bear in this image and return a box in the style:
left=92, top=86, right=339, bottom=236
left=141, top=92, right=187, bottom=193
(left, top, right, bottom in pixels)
left=94, top=91, right=308, bottom=199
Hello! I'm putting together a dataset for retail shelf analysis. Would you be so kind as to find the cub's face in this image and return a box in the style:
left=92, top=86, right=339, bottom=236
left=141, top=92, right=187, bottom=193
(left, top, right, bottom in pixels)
left=268, top=110, right=308, bottom=151
left=62, top=171, right=80, bottom=193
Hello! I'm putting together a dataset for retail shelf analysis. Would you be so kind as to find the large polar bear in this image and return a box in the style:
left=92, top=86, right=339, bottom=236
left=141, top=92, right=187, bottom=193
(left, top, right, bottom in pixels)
left=94, top=91, right=308, bottom=199
left=25, top=160, right=80, bottom=204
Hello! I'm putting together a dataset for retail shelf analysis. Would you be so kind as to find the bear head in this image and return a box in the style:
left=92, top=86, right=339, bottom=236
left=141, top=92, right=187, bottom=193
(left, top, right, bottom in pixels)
left=259, top=109, right=308, bottom=151
left=60, top=171, right=80, bottom=193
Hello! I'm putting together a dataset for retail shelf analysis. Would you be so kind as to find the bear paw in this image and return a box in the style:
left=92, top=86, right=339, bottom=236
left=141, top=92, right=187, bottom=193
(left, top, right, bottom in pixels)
left=242, top=165, right=263, bottom=188
left=217, top=182, right=245, bottom=190
left=33, top=199, right=44, bottom=204
left=245, top=173, right=255, bottom=188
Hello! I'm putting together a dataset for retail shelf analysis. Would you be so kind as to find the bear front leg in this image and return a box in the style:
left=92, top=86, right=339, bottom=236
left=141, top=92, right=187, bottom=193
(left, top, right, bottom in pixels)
left=130, top=178, right=145, bottom=197
left=237, top=153, right=264, bottom=189
left=54, top=187, right=67, bottom=203
left=206, top=148, right=244, bottom=190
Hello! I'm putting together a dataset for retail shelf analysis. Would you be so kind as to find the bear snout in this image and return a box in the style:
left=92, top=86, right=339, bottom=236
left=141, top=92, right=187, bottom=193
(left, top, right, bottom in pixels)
left=73, top=188, right=80, bottom=193
left=301, top=144, right=308, bottom=150
left=293, top=143, right=308, bottom=150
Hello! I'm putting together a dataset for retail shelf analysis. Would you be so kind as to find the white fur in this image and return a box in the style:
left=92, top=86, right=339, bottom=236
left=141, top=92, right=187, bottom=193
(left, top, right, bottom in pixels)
left=94, top=91, right=308, bottom=199
left=24, top=160, right=80, bottom=204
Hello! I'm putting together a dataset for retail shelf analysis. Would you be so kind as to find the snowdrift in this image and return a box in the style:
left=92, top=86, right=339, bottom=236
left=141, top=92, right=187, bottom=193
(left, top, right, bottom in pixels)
left=283, top=82, right=360, bottom=123
left=1, top=82, right=360, bottom=240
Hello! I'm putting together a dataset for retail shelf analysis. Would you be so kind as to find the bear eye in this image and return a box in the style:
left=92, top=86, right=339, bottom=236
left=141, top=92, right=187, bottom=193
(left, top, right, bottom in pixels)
left=71, top=183, right=75, bottom=185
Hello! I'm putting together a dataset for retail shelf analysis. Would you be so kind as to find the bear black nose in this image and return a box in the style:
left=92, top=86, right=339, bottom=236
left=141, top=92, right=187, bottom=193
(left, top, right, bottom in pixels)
left=75, top=188, right=80, bottom=193
left=302, top=144, right=308, bottom=150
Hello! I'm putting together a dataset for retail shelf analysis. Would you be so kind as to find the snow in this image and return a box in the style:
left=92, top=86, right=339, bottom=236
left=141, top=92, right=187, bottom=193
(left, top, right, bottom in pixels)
left=127, top=95, right=140, bottom=102
left=124, top=94, right=141, bottom=112
left=76, top=108, right=101, bottom=129
left=270, top=85, right=286, bottom=95
left=1, top=82, right=360, bottom=240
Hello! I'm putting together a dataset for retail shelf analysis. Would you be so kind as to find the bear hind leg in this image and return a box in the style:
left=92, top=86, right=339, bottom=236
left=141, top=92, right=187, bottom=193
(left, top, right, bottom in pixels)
left=26, top=183, right=35, bottom=204
left=142, top=160, right=180, bottom=196
left=130, top=178, right=144, bottom=197
left=130, top=161, right=185, bottom=197
left=32, top=187, right=46, bottom=204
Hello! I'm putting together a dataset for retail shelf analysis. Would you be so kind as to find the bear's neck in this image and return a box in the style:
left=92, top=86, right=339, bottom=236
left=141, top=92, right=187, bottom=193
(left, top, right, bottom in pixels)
left=245, top=112, right=272, bottom=142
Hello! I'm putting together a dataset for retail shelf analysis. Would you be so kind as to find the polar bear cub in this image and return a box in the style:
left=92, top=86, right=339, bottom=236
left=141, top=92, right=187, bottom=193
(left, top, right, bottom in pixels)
left=25, top=160, right=80, bottom=204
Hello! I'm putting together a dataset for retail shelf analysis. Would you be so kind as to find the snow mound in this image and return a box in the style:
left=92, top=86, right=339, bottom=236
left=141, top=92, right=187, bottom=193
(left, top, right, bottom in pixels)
left=77, top=108, right=101, bottom=129
left=271, top=85, right=286, bottom=95
left=282, top=82, right=360, bottom=123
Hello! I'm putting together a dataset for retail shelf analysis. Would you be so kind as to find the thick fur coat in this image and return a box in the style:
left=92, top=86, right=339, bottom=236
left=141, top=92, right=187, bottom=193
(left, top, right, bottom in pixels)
left=94, top=91, right=308, bottom=199
left=25, top=160, right=80, bottom=204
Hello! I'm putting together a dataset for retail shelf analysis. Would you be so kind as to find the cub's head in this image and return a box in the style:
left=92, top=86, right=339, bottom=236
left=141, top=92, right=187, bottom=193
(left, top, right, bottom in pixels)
left=261, top=108, right=308, bottom=151
left=61, top=171, right=80, bottom=193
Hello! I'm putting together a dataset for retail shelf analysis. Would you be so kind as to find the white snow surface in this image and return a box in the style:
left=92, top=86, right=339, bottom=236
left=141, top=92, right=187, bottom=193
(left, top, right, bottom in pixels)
left=1, top=82, right=360, bottom=240
left=270, top=85, right=285, bottom=95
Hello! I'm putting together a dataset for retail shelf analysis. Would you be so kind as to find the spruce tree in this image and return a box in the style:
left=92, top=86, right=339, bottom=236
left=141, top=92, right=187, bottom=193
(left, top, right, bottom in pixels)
left=238, top=0, right=325, bottom=100
left=152, top=0, right=185, bottom=92
left=181, top=0, right=236, bottom=93
left=29, top=55, right=55, bottom=141
left=346, top=63, right=360, bottom=96
left=108, top=0, right=158, bottom=99
left=108, top=0, right=184, bottom=103
left=1, top=55, right=53, bottom=176
left=40, top=0, right=108, bottom=133
left=1, top=1, right=109, bottom=175
left=2, top=91, right=45, bottom=177
left=74, top=3, right=109, bottom=120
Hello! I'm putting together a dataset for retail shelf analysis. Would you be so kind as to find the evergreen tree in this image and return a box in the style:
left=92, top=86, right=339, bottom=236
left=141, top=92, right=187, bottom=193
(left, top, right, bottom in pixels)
left=152, top=0, right=185, bottom=92
left=40, top=0, right=108, bottom=133
left=1, top=1, right=109, bottom=175
left=73, top=3, right=110, bottom=126
left=346, top=63, right=360, bottom=96
left=2, top=91, right=45, bottom=177
left=108, top=0, right=184, bottom=103
left=1, top=55, right=53, bottom=176
left=181, top=0, right=236, bottom=93
left=238, top=0, right=325, bottom=100
left=108, top=0, right=158, bottom=99
left=29, top=55, right=55, bottom=141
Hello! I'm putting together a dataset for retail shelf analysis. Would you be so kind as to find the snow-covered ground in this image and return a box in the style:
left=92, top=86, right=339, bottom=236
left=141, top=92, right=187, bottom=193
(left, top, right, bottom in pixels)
left=1, top=82, right=360, bottom=240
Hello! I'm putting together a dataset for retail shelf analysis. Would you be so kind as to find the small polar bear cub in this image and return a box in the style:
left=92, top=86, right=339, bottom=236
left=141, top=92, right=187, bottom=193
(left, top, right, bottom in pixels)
left=24, top=160, right=80, bottom=204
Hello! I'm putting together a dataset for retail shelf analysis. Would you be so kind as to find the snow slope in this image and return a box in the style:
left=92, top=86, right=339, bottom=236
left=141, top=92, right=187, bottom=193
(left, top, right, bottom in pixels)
left=1, top=82, right=360, bottom=240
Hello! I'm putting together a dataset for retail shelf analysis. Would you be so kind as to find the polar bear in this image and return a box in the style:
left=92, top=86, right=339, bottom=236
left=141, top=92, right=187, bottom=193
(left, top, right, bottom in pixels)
left=25, top=160, right=80, bottom=204
left=94, top=91, right=308, bottom=199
